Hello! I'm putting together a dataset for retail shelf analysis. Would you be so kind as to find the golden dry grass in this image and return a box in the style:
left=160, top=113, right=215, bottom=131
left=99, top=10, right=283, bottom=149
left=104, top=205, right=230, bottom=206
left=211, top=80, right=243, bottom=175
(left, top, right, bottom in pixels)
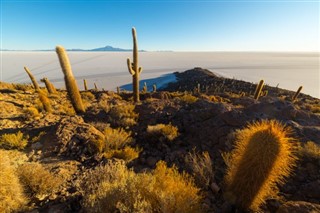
left=185, top=150, right=213, bottom=189
left=299, top=141, right=320, bottom=159
left=81, top=160, right=202, bottom=213
left=0, top=150, right=28, bottom=212
left=224, top=120, right=297, bottom=211
left=147, top=123, right=179, bottom=142
left=18, top=162, right=63, bottom=199
left=109, top=103, right=138, bottom=127
left=0, top=131, right=28, bottom=150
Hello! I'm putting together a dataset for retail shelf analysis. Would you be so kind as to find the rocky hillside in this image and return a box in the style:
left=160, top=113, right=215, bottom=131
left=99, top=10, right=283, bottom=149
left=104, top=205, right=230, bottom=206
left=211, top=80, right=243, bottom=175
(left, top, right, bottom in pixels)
left=0, top=68, right=319, bottom=213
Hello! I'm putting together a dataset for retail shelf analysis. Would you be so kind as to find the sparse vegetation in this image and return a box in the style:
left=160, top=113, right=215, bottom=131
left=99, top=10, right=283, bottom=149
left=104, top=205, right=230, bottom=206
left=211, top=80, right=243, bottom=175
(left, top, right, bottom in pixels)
left=18, top=162, right=63, bottom=199
left=109, top=103, right=138, bottom=127
left=185, top=150, right=213, bottom=189
left=81, top=160, right=203, bottom=213
left=299, top=141, right=320, bottom=159
left=0, top=150, right=28, bottom=212
left=147, top=123, right=179, bottom=142
left=0, top=131, right=28, bottom=150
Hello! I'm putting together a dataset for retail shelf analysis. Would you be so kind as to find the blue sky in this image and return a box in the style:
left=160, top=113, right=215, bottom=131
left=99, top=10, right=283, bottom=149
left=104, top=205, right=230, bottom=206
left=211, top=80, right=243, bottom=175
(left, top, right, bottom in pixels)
left=1, top=0, right=319, bottom=51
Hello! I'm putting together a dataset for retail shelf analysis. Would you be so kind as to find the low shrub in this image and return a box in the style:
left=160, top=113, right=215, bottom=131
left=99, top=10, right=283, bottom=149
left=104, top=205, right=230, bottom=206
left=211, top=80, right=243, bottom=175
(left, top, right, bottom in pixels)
left=81, top=160, right=202, bottom=213
left=147, top=123, right=179, bottom=142
left=18, top=162, right=63, bottom=199
left=109, top=103, right=138, bottom=127
left=0, top=150, right=28, bottom=212
left=185, top=150, right=214, bottom=189
left=298, top=141, right=320, bottom=159
left=0, top=131, right=28, bottom=150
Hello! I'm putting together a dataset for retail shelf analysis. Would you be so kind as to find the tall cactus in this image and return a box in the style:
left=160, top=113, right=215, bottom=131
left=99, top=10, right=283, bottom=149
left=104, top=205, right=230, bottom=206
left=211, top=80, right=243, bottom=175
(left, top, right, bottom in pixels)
left=254, top=80, right=264, bottom=100
left=24, top=66, right=40, bottom=91
left=127, top=27, right=143, bottom=102
left=56, top=45, right=85, bottom=114
left=292, top=86, right=303, bottom=101
left=40, top=77, right=56, bottom=94
left=224, top=120, right=296, bottom=211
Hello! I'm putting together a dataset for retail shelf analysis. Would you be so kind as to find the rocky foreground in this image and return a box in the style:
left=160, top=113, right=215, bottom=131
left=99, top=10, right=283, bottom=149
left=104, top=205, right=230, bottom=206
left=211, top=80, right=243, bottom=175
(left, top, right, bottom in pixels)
left=0, top=68, right=319, bottom=213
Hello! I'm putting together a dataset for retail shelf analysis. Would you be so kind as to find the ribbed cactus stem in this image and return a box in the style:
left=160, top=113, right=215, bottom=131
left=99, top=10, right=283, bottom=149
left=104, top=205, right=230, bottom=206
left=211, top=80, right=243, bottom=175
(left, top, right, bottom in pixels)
left=224, top=120, right=296, bottom=211
left=41, top=78, right=56, bottom=94
left=292, top=86, right=303, bottom=101
left=56, top=45, right=85, bottom=114
left=254, top=80, right=264, bottom=100
left=127, top=27, right=143, bottom=103
left=83, top=79, right=88, bottom=91
left=24, top=66, right=40, bottom=91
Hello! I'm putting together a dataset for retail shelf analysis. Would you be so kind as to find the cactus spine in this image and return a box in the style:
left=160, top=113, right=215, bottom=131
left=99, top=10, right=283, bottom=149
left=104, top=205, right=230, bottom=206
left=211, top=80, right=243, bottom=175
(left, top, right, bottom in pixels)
left=40, top=78, right=56, bottom=94
left=292, top=86, right=303, bottom=101
left=127, top=27, right=143, bottom=103
left=254, top=80, right=264, bottom=100
left=83, top=79, right=88, bottom=91
left=24, top=66, right=40, bottom=91
left=224, top=120, right=296, bottom=211
left=56, top=45, right=85, bottom=114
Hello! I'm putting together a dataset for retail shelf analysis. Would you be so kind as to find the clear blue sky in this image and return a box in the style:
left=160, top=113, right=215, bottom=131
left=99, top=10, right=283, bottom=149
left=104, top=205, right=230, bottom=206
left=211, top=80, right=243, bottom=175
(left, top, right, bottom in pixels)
left=1, top=0, right=319, bottom=51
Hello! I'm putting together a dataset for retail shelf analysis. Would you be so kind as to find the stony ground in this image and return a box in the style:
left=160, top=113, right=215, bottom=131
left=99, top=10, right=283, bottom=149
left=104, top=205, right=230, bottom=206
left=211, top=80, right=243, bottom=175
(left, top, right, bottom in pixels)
left=0, top=68, right=319, bottom=212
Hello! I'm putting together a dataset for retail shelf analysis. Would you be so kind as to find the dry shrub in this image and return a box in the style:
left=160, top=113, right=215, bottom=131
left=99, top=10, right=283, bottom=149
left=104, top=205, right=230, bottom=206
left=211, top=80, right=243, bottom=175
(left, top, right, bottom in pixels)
left=103, top=126, right=133, bottom=150
left=81, top=91, right=95, bottom=101
left=185, top=150, right=213, bottom=189
left=104, top=146, right=141, bottom=162
left=81, top=160, right=202, bottom=213
left=109, top=103, right=138, bottom=127
left=0, top=150, right=28, bottom=212
left=299, top=141, right=320, bottom=159
left=147, top=123, right=179, bottom=142
left=23, top=106, right=40, bottom=120
left=102, top=126, right=140, bottom=162
left=18, top=162, right=63, bottom=199
left=178, top=93, right=198, bottom=104
left=0, top=131, right=28, bottom=150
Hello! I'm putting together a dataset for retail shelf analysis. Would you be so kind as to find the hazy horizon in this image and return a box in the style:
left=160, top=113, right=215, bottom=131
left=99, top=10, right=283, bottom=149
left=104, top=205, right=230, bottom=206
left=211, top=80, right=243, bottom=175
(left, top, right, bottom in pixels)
left=1, top=51, right=319, bottom=98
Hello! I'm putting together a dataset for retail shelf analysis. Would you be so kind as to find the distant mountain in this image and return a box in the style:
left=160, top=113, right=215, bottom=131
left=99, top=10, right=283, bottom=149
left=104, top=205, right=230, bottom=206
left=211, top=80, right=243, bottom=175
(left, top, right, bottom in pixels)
left=89, top=45, right=132, bottom=52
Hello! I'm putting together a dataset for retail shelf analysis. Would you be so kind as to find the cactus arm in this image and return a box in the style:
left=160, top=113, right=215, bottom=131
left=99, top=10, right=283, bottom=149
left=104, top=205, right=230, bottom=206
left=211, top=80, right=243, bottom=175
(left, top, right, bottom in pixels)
left=139, top=67, right=143, bottom=74
left=127, top=58, right=135, bottom=75
left=24, top=66, right=40, bottom=91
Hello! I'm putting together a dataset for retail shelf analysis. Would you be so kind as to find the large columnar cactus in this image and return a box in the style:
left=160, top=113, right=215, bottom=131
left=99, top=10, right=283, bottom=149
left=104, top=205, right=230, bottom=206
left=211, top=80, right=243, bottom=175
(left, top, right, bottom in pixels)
left=56, top=45, right=85, bottom=114
left=40, top=77, right=56, bottom=94
left=254, top=80, right=264, bottom=100
left=24, top=66, right=40, bottom=91
left=127, top=27, right=143, bottom=102
left=292, top=86, right=303, bottom=101
left=224, top=120, right=296, bottom=211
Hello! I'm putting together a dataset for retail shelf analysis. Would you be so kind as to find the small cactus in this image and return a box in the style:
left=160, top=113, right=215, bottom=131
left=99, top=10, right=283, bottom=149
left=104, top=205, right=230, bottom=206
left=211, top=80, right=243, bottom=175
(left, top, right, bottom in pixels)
left=83, top=79, right=88, bottom=91
left=292, top=86, right=303, bottom=102
left=127, top=27, right=143, bottom=103
left=224, top=120, right=297, bottom=211
left=40, top=78, right=56, bottom=94
left=254, top=80, right=264, bottom=100
left=24, top=66, right=40, bottom=91
left=152, top=84, right=157, bottom=93
left=142, top=82, right=147, bottom=93
left=38, top=90, right=52, bottom=113
left=117, top=86, right=120, bottom=94
left=56, top=45, right=85, bottom=114
left=94, top=83, right=98, bottom=90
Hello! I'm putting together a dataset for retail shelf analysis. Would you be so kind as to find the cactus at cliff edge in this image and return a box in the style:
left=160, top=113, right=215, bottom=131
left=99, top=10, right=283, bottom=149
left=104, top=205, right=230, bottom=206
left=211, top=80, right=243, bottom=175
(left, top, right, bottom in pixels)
left=224, top=120, right=296, bottom=211
left=292, top=86, right=303, bottom=102
left=127, top=27, right=143, bottom=102
left=83, top=79, right=88, bottom=91
left=24, top=66, right=40, bottom=91
left=254, top=80, right=264, bottom=100
left=56, top=45, right=85, bottom=113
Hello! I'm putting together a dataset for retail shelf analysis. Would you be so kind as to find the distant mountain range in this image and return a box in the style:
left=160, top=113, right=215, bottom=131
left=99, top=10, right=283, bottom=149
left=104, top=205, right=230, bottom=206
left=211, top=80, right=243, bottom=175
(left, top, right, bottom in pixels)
left=0, top=45, right=172, bottom=52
